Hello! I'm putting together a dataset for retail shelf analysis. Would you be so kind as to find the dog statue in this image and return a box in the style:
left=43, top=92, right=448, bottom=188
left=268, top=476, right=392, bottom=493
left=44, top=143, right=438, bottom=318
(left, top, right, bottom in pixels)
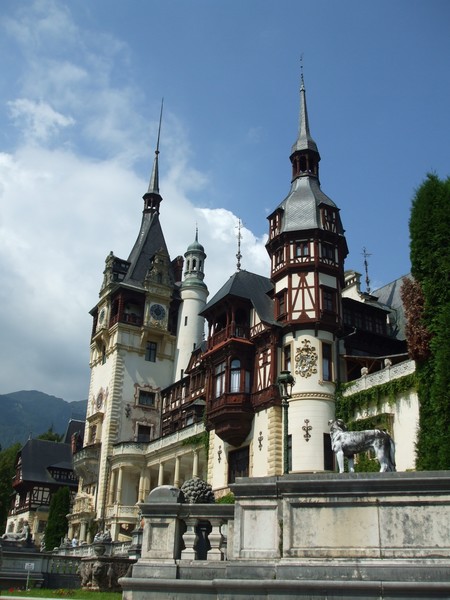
left=328, top=419, right=396, bottom=473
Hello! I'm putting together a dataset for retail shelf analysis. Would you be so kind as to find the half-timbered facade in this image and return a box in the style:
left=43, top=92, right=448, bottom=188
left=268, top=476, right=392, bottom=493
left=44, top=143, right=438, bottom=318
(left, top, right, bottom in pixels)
left=4, top=429, right=81, bottom=547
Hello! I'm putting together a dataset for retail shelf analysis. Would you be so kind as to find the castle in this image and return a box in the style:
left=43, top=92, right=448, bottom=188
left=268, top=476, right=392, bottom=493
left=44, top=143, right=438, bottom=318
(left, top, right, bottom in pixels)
left=67, top=76, right=415, bottom=542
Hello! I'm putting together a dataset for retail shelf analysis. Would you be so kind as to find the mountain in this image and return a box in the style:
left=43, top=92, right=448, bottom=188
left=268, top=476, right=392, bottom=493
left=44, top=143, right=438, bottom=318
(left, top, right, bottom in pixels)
left=0, top=390, right=87, bottom=450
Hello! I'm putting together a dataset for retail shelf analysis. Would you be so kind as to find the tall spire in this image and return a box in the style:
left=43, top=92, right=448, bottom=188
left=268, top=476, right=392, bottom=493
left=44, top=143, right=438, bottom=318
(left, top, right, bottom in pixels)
left=143, top=99, right=164, bottom=213
left=291, top=64, right=318, bottom=155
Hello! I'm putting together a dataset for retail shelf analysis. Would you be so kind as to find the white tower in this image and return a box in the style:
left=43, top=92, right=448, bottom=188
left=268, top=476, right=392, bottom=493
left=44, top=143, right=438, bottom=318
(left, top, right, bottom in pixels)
left=266, top=74, right=348, bottom=472
left=174, top=230, right=208, bottom=380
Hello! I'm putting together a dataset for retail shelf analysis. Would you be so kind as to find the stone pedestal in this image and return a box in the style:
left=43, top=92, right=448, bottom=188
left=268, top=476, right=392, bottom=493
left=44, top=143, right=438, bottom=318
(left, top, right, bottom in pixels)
left=120, top=473, right=450, bottom=599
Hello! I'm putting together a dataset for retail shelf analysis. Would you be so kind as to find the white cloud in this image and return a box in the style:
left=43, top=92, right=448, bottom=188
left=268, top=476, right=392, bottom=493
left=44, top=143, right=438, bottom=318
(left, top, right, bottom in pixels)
left=0, top=137, right=269, bottom=401
left=0, top=0, right=271, bottom=402
left=8, top=99, right=75, bottom=142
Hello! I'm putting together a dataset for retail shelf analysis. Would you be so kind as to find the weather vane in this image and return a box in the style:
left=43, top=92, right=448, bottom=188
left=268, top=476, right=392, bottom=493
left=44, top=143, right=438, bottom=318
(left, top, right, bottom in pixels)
left=236, top=219, right=243, bottom=272
left=362, top=247, right=372, bottom=293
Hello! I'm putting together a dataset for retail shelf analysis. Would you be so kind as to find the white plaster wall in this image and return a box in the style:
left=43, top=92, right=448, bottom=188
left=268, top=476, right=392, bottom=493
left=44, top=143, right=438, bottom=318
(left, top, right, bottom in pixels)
left=392, top=391, right=419, bottom=470
left=354, top=391, right=419, bottom=471
left=289, top=398, right=335, bottom=471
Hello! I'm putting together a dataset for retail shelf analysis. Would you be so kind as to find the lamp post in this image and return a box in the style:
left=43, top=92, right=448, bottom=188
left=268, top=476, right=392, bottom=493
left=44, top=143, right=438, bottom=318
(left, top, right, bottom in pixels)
left=277, top=370, right=295, bottom=475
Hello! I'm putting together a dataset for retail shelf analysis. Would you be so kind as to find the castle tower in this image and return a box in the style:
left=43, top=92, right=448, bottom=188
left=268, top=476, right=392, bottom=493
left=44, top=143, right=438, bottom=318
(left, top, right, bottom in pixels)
left=266, top=75, right=348, bottom=471
left=174, top=229, right=208, bottom=380
left=72, top=117, right=181, bottom=536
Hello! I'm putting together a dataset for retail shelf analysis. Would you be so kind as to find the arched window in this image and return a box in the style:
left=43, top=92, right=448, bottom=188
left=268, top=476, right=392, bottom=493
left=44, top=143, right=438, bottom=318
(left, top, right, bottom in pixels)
left=230, top=359, right=241, bottom=393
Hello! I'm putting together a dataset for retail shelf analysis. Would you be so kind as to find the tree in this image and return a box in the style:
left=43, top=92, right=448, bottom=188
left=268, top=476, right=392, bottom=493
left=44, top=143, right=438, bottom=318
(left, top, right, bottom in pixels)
left=0, top=443, right=21, bottom=533
left=37, top=426, right=63, bottom=443
left=44, top=486, right=71, bottom=550
left=406, top=173, right=450, bottom=469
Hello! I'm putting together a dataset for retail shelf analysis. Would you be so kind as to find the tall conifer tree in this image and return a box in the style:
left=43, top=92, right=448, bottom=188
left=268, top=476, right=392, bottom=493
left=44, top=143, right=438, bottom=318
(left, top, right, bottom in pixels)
left=44, top=486, right=71, bottom=550
left=406, top=174, right=450, bottom=469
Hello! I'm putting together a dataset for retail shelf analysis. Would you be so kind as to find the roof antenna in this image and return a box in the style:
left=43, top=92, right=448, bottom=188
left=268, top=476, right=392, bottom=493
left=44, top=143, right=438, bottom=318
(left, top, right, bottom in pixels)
left=236, top=219, right=243, bottom=272
left=362, top=247, right=372, bottom=293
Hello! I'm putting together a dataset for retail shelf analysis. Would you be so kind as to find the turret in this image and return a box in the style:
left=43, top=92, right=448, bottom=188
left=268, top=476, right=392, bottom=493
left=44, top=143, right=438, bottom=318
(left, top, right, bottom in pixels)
left=174, top=229, right=208, bottom=380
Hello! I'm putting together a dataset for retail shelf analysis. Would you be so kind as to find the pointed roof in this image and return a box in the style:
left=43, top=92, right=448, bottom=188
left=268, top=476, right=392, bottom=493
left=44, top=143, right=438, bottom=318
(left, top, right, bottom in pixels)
left=186, top=228, right=205, bottom=254
left=269, top=76, right=345, bottom=238
left=201, top=270, right=276, bottom=325
left=291, top=75, right=319, bottom=156
left=125, top=104, right=172, bottom=287
left=125, top=212, right=169, bottom=285
left=276, top=176, right=341, bottom=232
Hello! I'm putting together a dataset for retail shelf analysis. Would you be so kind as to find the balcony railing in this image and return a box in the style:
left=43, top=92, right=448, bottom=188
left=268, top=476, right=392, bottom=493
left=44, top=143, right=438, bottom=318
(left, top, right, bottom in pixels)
left=209, top=324, right=250, bottom=350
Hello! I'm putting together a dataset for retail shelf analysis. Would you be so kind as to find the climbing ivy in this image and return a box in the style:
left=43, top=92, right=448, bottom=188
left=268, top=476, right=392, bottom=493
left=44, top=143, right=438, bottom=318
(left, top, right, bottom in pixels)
left=335, top=372, right=417, bottom=424
left=181, top=431, right=210, bottom=461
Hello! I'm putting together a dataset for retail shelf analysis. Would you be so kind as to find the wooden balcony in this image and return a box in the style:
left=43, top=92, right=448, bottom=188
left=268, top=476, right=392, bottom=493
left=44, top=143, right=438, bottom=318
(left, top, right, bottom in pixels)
left=207, top=324, right=250, bottom=351
left=207, top=392, right=253, bottom=447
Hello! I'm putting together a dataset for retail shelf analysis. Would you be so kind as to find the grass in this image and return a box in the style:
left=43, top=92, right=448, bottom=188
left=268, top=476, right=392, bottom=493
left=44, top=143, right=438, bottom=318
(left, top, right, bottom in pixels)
left=0, top=590, right=121, bottom=600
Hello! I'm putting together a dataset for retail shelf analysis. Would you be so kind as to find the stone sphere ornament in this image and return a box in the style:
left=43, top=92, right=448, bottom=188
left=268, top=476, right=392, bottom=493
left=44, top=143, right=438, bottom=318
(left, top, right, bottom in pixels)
left=180, top=478, right=215, bottom=504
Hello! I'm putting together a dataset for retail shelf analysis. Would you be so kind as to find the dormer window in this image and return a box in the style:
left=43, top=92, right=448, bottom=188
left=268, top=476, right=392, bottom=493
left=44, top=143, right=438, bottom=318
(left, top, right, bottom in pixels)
left=322, top=207, right=337, bottom=232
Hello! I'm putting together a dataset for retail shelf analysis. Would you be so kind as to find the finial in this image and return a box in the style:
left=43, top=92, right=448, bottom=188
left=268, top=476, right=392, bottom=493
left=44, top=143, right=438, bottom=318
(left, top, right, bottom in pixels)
left=195, top=223, right=198, bottom=242
left=236, top=219, right=243, bottom=271
left=145, top=100, right=164, bottom=199
left=300, top=53, right=304, bottom=89
left=156, top=98, right=164, bottom=156
left=362, top=247, right=372, bottom=293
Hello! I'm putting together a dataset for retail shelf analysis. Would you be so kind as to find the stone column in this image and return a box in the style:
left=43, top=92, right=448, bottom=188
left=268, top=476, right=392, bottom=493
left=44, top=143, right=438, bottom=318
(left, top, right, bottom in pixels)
left=116, top=466, right=123, bottom=504
left=108, top=469, right=116, bottom=505
left=192, top=449, right=199, bottom=478
left=173, top=456, right=180, bottom=488
left=110, top=521, right=120, bottom=541
left=158, top=463, right=164, bottom=486
left=143, top=470, right=151, bottom=500
left=138, top=468, right=146, bottom=502
left=80, top=520, right=87, bottom=543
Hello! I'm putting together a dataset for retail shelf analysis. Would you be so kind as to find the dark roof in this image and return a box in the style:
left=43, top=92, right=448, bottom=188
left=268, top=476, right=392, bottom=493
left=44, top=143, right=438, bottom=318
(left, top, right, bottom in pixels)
left=276, top=176, right=339, bottom=229
left=125, top=212, right=170, bottom=286
left=63, top=419, right=85, bottom=445
left=18, top=439, right=75, bottom=484
left=201, top=270, right=276, bottom=325
left=372, top=275, right=409, bottom=341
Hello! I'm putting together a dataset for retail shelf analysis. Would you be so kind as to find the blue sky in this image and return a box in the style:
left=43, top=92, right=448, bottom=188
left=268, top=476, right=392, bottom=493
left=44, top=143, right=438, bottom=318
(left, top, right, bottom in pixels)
left=0, top=0, right=448, bottom=403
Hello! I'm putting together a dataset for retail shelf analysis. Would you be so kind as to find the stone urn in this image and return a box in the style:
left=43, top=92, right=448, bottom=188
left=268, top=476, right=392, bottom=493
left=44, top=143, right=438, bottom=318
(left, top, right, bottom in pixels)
left=93, top=543, right=106, bottom=556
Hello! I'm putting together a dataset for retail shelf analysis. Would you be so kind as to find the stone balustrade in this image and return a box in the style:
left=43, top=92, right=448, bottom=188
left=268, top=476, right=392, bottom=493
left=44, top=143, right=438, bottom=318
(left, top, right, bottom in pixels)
left=342, top=359, right=415, bottom=395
